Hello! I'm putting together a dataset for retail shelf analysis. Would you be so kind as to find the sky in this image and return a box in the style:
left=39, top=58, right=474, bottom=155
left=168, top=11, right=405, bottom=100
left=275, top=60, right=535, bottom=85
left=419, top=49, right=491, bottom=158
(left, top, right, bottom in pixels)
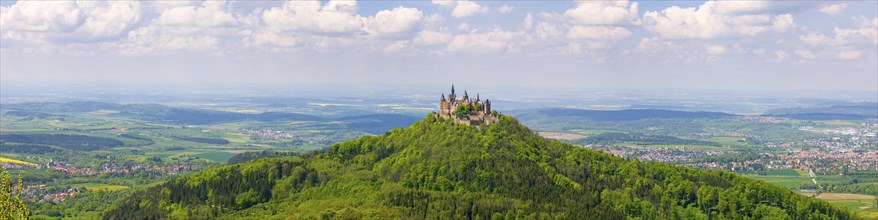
left=1, top=0, right=877, bottom=92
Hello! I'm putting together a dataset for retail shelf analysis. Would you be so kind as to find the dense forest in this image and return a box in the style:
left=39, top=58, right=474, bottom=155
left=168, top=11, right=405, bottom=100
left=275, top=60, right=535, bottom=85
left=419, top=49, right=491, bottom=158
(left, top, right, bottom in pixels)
left=0, top=143, right=58, bottom=154
left=103, top=114, right=855, bottom=219
left=226, top=151, right=302, bottom=164
left=0, top=134, right=124, bottom=151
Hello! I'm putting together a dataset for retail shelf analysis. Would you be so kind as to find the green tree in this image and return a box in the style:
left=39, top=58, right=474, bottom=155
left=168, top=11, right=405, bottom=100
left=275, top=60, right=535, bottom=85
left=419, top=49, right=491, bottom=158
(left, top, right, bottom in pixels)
left=453, top=105, right=470, bottom=116
left=1, top=168, right=30, bottom=220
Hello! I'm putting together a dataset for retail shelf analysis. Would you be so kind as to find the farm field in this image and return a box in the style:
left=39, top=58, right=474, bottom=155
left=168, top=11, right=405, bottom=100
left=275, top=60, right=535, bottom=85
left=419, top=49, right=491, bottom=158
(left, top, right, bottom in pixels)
left=799, top=193, right=877, bottom=219
left=0, top=156, right=37, bottom=166
left=538, top=132, right=585, bottom=140
left=746, top=175, right=813, bottom=188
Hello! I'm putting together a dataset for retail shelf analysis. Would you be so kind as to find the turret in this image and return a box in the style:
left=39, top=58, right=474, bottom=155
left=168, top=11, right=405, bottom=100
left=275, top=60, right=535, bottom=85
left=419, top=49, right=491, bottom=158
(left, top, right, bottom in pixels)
left=441, top=93, right=446, bottom=101
left=449, top=85, right=456, bottom=101
left=463, top=90, right=468, bottom=100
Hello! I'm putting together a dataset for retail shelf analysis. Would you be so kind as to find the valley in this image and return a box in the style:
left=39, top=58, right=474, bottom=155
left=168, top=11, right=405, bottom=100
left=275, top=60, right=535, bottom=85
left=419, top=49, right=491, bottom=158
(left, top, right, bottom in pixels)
left=1, top=99, right=876, bottom=218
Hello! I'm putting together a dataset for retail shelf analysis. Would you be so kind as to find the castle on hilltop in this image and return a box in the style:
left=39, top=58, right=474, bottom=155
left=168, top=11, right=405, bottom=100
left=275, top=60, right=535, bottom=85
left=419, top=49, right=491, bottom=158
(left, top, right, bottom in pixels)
left=437, top=85, right=499, bottom=126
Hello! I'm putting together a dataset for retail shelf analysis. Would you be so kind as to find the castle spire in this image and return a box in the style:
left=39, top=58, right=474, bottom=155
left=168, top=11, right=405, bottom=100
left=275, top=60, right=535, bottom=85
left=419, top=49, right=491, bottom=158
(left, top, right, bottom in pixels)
left=451, top=84, right=455, bottom=95
left=441, top=93, right=446, bottom=101
left=477, top=93, right=480, bottom=101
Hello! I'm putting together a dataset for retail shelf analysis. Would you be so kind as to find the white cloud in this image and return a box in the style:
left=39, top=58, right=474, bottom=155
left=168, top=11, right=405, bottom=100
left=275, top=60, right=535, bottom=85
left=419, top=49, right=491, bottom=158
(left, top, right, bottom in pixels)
left=800, top=33, right=831, bottom=46
left=772, top=14, right=795, bottom=32
left=643, top=1, right=796, bottom=39
left=431, top=0, right=456, bottom=8
left=819, top=3, right=846, bottom=15
left=775, top=50, right=788, bottom=61
left=0, top=1, right=143, bottom=42
left=800, top=16, right=878, bottom=46
left=451, top=0, right=488, bottom=18
left=0, top=0, right=871, bottom=66
left=564, top=1, right=639, bottom=25
left=523, top=13, right=534, bottom=29
left=457, top=23, right=470, bottom=31
left=497, top=5, right=514, bottom=14
left=448, top=28, right=521, bottom=53
left=637, top=37, right=679, bottom=52
left=413, top=30, right=452, bottom=45
left=157, top=2, right=237, bottom=27
left=752, top=48, right=766, bottom=55
left=363, top=7, right=423, bottom=36
left=705, top=45, right=727, bottom=55
left=794, top=49, right=815, bottom=59
left=833, top=22, right=878, bottom=45
left=834, top=50, right=862, bottom=60
left=566, top=26, right=631, bottom=40
left=383, top=40, right=410, bottom=53
left=122, top=25, right=220, bottom=55
left=710, top=1, right=771, bottom=15
left=243, top=31, right=297, bottom=48
left=432, top=0, right=488, bottom=18
left=262, top=0, right=363, bottom=33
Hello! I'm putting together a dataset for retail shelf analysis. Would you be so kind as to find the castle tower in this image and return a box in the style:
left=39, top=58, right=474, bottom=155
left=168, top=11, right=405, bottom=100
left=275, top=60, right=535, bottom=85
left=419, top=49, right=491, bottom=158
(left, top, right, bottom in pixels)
left=484, top=99, right=491, bottom=113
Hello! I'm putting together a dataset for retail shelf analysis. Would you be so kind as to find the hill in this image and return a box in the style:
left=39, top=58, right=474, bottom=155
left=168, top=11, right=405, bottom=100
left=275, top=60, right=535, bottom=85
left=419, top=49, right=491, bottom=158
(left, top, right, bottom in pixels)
left=512, top=108, right=735, bottom=121
left=103, top=114, right=853, bottom=219
left=764, top=102, right=878, bottom=120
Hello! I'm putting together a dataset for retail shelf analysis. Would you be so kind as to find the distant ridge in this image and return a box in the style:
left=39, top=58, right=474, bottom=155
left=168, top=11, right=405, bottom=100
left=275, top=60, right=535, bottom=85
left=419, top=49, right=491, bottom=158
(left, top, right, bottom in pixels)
left=2, top=102, right=420, bottom=133
left=3, top=101, right=320, bottom=125
left=764, top=102, right=878, bottom=120
left=513, top=108, right=735, bottom=121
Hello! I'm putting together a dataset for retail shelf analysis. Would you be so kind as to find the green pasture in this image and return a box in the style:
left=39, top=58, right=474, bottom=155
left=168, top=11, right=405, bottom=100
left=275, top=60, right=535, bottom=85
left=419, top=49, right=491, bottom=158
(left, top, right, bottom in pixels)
left=194, top=151, right=236, bottom=162
left=746, top=175, right=813, bottom=188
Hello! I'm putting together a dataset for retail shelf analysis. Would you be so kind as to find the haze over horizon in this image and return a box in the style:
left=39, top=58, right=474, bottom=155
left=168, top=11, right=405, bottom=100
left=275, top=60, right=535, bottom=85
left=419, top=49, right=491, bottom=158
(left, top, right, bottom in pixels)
left=1, top=0, right=877, bottom=92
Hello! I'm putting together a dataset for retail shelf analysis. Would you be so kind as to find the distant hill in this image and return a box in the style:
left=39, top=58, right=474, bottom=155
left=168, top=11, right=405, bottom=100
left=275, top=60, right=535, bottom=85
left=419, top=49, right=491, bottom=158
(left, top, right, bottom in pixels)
left=3, top=102, right=420, bottom=134
left=512, top=108, right=735, bottom=121
left=5, top=101, right=124, bottom=112
left=104, top=114, right=852, bottom=219
left=764, top=102, right=878, bottom=120
left=3, top=101, right=321, bottom=125
left=333, top=114, right=421, bottom=134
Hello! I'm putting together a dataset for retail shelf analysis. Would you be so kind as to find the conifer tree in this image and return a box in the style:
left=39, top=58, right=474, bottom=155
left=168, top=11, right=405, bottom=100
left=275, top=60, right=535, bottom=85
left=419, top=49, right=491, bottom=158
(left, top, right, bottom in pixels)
left=1, top=168, right=30, bottom=220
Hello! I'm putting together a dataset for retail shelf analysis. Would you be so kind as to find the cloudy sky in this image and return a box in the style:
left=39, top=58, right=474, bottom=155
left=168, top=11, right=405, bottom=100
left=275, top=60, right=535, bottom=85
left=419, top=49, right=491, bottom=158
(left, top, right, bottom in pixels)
left=1, top=0, right=876, bottom=91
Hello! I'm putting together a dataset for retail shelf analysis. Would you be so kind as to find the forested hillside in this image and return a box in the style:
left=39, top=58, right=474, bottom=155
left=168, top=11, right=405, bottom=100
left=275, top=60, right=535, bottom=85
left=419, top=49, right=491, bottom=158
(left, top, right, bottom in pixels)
left=104, top=114, right=855, bottom=219
left=764, top=102, right=878, bottom=120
